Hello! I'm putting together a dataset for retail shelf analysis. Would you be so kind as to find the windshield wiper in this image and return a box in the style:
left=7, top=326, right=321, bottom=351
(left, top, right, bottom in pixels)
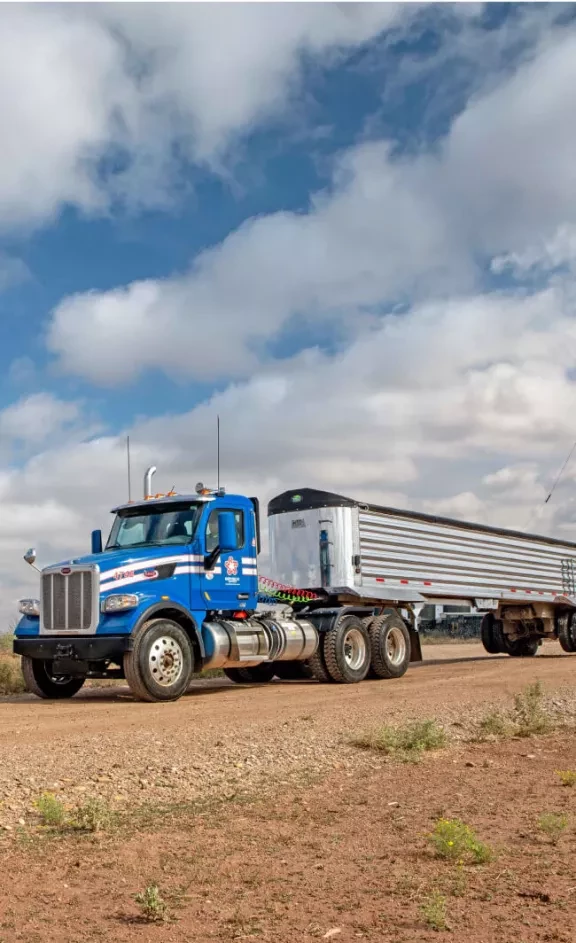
left=105, top=540, right=170, bottom=551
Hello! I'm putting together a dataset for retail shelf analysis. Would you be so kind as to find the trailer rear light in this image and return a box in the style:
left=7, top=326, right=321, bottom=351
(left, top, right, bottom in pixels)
left=18, top=598, right=40, bottom=617
left=101, top=594, right=139, bottom=613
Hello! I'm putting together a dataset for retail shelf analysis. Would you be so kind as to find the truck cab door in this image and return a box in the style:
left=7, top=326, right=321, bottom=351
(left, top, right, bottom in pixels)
left=198, top=505, right=258, bottom=612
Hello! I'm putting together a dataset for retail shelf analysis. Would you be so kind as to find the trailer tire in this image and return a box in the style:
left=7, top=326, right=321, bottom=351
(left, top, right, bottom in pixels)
left=558, top=613, right=576, bottom=653
left=223, top=664, right=276, bottom=684
left=504, top=637, right=539, bottom=657
left=322, top=615, right=371, bottom=684
left=480, top=613, right=502, bottom=655
left=124, top=618, right=193, bottom=702
left=367, top=613, right=411, bottom=679
left=273, top=661, right=314, bottom=681
left=21, top=656, right=85, bottom=699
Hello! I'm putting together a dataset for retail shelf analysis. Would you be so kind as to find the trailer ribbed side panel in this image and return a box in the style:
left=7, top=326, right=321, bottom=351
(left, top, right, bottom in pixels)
left=359, top=510, right=576, bottom=601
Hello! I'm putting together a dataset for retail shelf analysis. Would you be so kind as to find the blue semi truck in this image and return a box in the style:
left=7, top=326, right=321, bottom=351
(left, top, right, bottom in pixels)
left=13, top=466, right=421, bottom=702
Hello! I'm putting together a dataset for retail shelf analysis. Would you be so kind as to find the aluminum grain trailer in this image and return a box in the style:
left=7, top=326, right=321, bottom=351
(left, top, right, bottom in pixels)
left=268, top=488, right=576, bottom=657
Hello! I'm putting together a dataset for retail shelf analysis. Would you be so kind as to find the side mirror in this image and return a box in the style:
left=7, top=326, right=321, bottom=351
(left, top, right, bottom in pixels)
left=24, top=548, right=37, bottom=567
left=91, top=530, right=103, bottom=554
left=218, top=511, right=239, bottom=552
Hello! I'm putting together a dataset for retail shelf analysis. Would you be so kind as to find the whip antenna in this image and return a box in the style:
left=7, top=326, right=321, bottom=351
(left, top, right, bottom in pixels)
left=126, top=435, right=132, bottom=502
left=217, top=415, right=220, bottom=491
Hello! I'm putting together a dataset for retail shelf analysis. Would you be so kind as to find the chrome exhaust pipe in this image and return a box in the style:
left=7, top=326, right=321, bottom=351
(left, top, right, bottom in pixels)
left=144, top=465, right=157, bottom=499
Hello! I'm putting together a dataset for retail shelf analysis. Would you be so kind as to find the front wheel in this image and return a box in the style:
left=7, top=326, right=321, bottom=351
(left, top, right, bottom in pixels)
left=21, top=656, right=85, bottom=699
left=124, top=618, right=193, bottom=702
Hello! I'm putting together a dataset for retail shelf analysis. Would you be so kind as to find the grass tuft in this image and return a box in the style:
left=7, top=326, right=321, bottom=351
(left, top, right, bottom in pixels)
left=72, top=796, right=114, bottom=833
left=556, top=770, right=576, bottom=787
left=34, top=792, right=66, bottom=827
left=421, top=890, right=449, bottom=931
left=476, top=681, right=555, bottom=741
left=538, top=812, right=569, bottom=844
left=352, top=719, right=447, bottom=762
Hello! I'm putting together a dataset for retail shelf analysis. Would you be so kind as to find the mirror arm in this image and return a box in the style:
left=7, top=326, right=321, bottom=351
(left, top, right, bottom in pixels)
left=204, top=545, right=221, bottom=571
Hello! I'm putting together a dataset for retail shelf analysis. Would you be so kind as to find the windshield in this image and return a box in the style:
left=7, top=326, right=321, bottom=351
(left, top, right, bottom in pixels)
left=106, top=502, right=203, bottom=551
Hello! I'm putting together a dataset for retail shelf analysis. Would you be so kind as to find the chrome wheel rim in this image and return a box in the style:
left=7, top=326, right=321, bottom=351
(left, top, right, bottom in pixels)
left=386, top=626, right=406, bottom=666
left=149, top=636, right=184, bottom=686
left=343, top=628, right=367, bottom=671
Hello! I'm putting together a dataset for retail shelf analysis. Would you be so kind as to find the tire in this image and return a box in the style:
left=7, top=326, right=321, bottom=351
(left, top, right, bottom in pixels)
left=322, top=615, right=371, bottom=684
left=21, top=656, right=85, bottom=699
left=223, top=663, right=276, bottom=684
left=273, top=661, right=314, bottom=681
left=480, top=613, right=502, bottom=655
left=558, top=613, right=576, bottom=653
left=123, top=618, right=193, bottom=702
left=305, top=643, right=334, bottom=683
left=504, top=637, right=539, bottom=657
left=367, top=613, right=411, bottom=679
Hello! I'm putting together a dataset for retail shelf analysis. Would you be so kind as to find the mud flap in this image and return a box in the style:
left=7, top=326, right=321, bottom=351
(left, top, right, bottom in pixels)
left=408, top=627, right=423, bottom=663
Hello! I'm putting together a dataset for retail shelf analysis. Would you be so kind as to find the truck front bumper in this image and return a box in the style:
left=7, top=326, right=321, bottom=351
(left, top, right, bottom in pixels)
left=13, top=636, right=133, bottom=662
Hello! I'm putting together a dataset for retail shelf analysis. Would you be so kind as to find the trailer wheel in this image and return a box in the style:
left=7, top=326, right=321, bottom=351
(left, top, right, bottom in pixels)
left=480, top=613, right=502, bottom=655
left=505, top=637, right=539, bottom=657
left=21, top=656, right=85, bottom=699
left=367, top=613, right=410, bottom=679
left=322, top=615, right=371, bottom=684
left=558, top=613, right=576, bottom=653
left=124, top=618, right=193, bottom=702
left=273, top=661, right=314, bottom=681
left=223, top=664, right=276, bottom=684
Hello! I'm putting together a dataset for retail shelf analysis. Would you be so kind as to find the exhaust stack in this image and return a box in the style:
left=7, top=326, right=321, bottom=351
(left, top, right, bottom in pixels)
left=144, top=465, right=157, bottom=499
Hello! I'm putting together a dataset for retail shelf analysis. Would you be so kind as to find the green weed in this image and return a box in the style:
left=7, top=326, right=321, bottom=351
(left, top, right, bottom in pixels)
left=135, top=884, right=167, bottom=922
left=556, top=770, right=576, bottom=787
left=73, top=797, right=114, bottom=833
left=430, top=818, right=493, bottom=864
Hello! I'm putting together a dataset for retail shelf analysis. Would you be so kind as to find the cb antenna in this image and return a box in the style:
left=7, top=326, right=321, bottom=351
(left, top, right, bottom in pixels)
left=217, top=415, right=220, bottom=491
left=126, top=435, right=132, bottom=502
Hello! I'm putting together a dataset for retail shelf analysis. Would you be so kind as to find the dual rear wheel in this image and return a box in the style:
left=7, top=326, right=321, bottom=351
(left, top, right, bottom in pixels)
left=480, top=613, right=539, bottom=657
left=225, top=612, right=411, bottom=686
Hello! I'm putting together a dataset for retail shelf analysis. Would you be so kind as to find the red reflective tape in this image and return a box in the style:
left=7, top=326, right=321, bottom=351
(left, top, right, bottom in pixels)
left=375, top=578, right=385, bottom=583
left=510, top=588, right=517, bottom=592
left=400, top=579, right=409, bottom=584
left=423, top=581, right=432, bottom=586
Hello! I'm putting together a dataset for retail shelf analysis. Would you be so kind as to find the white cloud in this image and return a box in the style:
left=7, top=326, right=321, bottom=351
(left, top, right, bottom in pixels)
left=0, top=393, right=81, bottom=445
left=0, top=3, right=407, bottom=231
left=46, top=19, right=576, bottom=386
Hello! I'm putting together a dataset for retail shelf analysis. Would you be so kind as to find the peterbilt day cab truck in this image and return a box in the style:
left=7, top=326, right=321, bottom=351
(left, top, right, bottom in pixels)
left=13, top=475, right=576, bottom=702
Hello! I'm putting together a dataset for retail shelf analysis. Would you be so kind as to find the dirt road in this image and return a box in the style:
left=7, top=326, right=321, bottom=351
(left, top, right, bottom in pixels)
left=1, top=641, right=576, bottom=942
left=1, top=642, right=575, bottom=827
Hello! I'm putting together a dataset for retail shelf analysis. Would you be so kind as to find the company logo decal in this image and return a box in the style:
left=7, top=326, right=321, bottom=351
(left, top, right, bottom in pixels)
left=60, top=567, right=71, bottom=575
left=114, top=570, right=134, bottom=581
left=224, top=557, right=239, bottom=576
left=143, top=569, right=158, bottom=579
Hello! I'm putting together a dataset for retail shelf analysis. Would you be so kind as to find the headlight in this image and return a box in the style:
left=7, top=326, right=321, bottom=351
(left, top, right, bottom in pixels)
left=18, top=598, right=40, bottom=617
left=101, top=594, right=139, bottom=613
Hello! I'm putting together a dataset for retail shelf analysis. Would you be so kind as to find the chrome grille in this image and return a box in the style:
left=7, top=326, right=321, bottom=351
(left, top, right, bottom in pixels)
left=41, top=568, right=96, bottom=633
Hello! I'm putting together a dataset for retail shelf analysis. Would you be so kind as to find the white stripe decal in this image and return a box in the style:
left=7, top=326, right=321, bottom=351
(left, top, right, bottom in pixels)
left=99, top=554, right=193, bottom=583
left=241, top=557, right=257, bottom=564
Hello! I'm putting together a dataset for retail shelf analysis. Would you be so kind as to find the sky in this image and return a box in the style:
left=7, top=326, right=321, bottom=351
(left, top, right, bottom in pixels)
left=3, top=1, right=576, bottom=624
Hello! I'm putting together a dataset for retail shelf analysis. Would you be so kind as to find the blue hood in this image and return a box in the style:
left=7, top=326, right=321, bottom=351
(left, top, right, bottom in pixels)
left=55, top=546, right=190, bottom=571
